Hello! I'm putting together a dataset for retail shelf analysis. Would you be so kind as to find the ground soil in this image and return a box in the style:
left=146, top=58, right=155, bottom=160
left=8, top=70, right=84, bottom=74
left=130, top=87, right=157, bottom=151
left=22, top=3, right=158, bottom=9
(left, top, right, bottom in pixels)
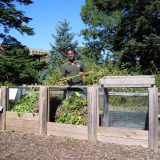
left=0, top=131, right=160, bottom=160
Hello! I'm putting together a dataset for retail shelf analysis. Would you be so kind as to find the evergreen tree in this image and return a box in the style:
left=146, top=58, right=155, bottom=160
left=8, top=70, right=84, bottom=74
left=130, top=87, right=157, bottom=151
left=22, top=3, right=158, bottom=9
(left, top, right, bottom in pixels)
left=50, top=19, right=78, bottom=67
left=0, top=0, right=34, bottom=45
left=0, top=45, right=47, bottom=85
left=81, top=0, right=117, bottom=63
left=81, top=0, right=160, bottom=74
left=0, top=0, right=46, bottom=85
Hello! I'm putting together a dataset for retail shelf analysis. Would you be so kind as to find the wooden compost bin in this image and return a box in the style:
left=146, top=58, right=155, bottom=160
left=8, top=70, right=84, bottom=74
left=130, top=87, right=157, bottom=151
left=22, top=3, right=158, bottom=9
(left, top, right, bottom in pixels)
left=0, top=77, right=158, bottom=150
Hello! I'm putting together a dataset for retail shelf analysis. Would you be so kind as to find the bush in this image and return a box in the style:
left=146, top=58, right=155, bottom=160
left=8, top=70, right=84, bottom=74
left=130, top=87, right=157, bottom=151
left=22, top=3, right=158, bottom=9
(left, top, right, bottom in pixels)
left=55, top=92, right=87, bottom=125
left=11, top=90, right=38, bottom=116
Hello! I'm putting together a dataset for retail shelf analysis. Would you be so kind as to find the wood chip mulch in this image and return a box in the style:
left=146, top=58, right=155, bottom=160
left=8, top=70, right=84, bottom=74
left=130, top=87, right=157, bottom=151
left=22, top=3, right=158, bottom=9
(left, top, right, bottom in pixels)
left=0, top=131, right=160, bottom=160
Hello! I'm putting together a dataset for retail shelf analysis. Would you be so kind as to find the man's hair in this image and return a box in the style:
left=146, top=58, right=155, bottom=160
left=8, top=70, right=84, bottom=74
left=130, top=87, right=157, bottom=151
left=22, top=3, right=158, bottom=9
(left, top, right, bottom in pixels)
left=66, top=47, right=76, bottom=54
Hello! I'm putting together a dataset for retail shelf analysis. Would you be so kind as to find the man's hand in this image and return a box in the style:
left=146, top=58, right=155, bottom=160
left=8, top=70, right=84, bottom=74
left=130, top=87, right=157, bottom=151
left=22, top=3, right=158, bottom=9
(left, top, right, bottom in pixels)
left=61, top=76, right=72, bottom=81
left=79, top=72, right=85, bottom=76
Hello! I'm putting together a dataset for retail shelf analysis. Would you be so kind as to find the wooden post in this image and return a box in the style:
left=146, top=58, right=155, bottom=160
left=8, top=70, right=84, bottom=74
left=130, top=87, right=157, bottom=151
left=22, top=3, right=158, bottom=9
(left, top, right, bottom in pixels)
left=97, top=87, right=100, bottom=126
left=148, top=87, right=158, bottom=150
left=0, top=88, right=2, bottom=130
left=47, top=87, right=50, bottom=121
left=87, top=86, right=98, bottom=141
left=39, top=86, right=48, bottom=135
left=98, top=87, right=104, bottom=126
left=101, top=88, right=109, bottom=127
left=1, top=86, right=8, bottom=131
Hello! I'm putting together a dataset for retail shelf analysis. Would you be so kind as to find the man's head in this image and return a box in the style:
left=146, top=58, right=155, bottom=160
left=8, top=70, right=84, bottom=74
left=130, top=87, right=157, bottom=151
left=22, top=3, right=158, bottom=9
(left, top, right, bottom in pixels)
left=66, top=48, right=76, bottom=61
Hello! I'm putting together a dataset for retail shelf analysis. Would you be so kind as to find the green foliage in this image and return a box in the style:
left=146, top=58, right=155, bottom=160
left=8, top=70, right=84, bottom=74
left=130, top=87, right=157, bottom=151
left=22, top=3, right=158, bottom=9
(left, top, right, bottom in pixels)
left=83, top=60, right=129, bottom=85
left=155, top=74, right=160, bottom=88
left=50, top=19, right=78, bottom=68
left=0, top=0, right=34, bottom=45
left=80, top=0, right=121, bottom=62
left=0, top=0, right=42, bottom=85
left=56, top=92, right=87, bottom=125
left=12, top=90, right=38, bottom=116
left=109, top=96, right=148, bottom=112
left=0, top=45, right=47, bottom=85
left=81, top=0, right=160, bottom=74
left=43, top=67, right=62, bottom=85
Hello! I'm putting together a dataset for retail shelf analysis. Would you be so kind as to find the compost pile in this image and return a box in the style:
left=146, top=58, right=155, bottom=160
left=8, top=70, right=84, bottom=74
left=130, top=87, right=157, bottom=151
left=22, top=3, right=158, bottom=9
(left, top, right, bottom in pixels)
left=0, top=131, right=160, bottom=160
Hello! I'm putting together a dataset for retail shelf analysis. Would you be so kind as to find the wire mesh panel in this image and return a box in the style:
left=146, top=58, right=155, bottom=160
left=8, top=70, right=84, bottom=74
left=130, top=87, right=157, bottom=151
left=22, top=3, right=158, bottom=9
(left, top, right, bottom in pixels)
left=99, top=88, right=149, bottom=130
left=108, top=110, right=148, bottom=129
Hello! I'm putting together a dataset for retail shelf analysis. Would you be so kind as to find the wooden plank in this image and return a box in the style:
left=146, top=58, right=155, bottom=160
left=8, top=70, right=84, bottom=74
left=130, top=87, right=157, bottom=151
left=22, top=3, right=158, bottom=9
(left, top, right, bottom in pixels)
left=108, top=92, right=160, bottom=97
left=98, top=88, right=104, bottom=121
left=7, top=85, right=88, bottom=91
left=6, top=111, right=39, bottom=121
left=97, top=127, right=148, bottom=140
left=102, top=88, right=109, bottom=127
left=97, top=127, right=148, bottom=147
left=97, top=88, right=100, bottom=126
left=6, top=126, right=39, bottom=133
left=99, top=76, right=155, bottom=88
left=87, top=86, right=98, bottom=141
left=39, top=86, right=48, bottom=135
left=47, top=122, right=88, bottom=140
left=148, top=87, right=158, bottom=150
left=6, top=111, right=39, bottom=133
left=98, top=88, right=109, bottom=126
left=108, top=92, right=148, bottom=97
left=103, top=84, right=153, bottom=88
left=50, top=90, right=64, bottom=96
left=6, top=119, right=39, bottom=128
left=1, top=86, right=8, bottom=130
left=48, top=88, right=50, bottom=121
left=6, top=119, right=39, bottom=133
left=98, top=136, right=148, bottom=147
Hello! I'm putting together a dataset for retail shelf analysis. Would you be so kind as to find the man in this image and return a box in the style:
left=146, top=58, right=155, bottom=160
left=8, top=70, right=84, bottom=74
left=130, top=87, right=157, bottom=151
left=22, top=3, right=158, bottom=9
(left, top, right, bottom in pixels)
left=61, top=48, right=87, bottom=98
left=61, top=48, right=86, bottom=85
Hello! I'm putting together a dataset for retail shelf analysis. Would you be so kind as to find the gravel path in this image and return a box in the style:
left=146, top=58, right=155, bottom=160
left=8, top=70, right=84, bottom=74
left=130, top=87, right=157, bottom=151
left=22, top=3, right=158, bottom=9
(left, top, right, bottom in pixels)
left=0, top=131, right=160, bottom=160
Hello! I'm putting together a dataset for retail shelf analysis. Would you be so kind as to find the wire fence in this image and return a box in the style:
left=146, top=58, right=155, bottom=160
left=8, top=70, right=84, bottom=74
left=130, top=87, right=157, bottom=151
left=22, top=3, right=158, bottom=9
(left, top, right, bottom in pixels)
left=99, top=88, right=155, bottom=130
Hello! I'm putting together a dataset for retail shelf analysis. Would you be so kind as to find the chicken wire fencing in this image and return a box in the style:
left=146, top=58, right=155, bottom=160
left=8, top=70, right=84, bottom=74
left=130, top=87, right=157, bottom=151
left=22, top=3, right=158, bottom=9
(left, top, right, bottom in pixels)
left=99, top=87, right=151, bottom=130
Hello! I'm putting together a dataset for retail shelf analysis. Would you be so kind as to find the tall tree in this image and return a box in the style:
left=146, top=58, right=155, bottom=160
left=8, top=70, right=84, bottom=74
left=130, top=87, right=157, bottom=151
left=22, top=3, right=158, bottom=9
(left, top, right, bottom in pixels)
left=0, top=0, right=45, bottom=85
left=80, top=0, right=120, bottom=63
left=81, top=0, right=160, bottom=74
left=0, top=45, right=47, bottom=85
left=0, top=0, right=34, bottom=45
left=50, top=19, right=78, bottom=67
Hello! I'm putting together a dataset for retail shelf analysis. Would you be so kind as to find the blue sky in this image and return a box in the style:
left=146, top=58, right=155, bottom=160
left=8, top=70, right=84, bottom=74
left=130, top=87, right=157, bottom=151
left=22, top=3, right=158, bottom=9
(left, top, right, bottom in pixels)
left=9, top=0, right=86, bottom=51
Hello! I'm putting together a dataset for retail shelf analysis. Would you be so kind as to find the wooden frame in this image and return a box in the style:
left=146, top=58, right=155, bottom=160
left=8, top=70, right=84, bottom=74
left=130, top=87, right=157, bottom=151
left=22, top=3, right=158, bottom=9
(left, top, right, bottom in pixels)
left=99, top=75, right=158, bottom=150
left=0, top=79, right=159, bottom=149
left=100, top=75, right=155, bottom=88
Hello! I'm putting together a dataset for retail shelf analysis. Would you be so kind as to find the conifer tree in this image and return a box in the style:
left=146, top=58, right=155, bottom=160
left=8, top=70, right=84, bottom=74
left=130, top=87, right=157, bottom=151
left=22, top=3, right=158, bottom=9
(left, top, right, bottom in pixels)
left=50, top=19, right=78, bottom=67
left=0, top=45, right=47, bottom=85
left=0, top=0, right=47, bottom=85
left=0, top=0, right=34, bottom=44
left=81, top=0, right=160, bottom=74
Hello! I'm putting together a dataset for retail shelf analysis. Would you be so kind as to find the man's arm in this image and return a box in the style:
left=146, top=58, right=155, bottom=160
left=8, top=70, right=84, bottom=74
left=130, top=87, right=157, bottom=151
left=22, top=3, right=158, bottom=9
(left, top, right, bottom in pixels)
left=79, top=61, right=87, bottom=76
left=61, top=64, right=66, bottom=77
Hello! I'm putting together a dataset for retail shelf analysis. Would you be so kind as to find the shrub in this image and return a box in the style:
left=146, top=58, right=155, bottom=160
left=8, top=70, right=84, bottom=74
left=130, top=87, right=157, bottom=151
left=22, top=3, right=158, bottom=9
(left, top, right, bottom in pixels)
left=55, top=92, right=88, bottom=125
